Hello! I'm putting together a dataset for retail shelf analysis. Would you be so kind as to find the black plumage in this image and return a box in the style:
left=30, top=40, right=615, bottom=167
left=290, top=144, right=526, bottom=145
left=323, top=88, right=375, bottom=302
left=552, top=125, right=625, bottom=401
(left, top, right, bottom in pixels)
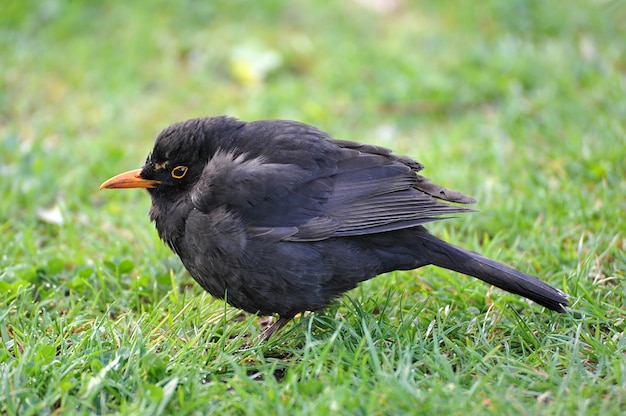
left=101, top=116, right=568, bottom=337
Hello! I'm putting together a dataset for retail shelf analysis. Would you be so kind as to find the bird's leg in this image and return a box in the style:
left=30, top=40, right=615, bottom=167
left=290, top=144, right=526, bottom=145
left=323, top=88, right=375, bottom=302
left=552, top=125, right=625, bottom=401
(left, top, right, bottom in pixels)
left=259, top=316, right=292, bottom=341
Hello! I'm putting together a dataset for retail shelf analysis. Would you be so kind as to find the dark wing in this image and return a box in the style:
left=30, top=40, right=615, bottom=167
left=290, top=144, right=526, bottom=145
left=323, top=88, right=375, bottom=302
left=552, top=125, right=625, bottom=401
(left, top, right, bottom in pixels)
left=189, top=120, right=476, bottom=242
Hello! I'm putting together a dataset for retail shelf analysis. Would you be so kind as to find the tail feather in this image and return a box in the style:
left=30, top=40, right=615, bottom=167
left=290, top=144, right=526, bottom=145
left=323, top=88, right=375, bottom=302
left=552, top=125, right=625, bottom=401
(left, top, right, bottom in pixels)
left=417, top=232, right=568, bottom=312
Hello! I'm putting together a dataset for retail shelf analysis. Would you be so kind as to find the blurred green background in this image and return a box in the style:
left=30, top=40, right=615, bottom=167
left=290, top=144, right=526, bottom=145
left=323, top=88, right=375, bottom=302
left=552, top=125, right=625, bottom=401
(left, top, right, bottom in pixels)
left=1, top=0, right=626, bottom=414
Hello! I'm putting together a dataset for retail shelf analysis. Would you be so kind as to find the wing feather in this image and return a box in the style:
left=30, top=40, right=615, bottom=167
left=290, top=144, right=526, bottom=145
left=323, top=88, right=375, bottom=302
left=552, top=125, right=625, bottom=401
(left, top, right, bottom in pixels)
left=189, top=120, right=475, bottom=242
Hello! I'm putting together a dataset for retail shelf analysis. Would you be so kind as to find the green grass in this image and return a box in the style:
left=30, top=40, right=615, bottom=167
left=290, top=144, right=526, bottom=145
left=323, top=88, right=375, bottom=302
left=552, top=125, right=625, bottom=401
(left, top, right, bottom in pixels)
left=1, top=0, right=625, bottom=414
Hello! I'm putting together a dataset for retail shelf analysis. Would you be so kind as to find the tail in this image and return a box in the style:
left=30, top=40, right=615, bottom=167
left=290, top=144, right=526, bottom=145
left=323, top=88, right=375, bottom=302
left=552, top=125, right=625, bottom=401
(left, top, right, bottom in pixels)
left=416, top=231, right=568, bottom=312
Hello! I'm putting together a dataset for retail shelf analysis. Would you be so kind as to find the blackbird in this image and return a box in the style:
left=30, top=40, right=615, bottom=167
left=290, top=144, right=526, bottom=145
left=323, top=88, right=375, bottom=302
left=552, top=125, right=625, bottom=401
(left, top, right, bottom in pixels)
left=100, top=116, right=568, bottom=338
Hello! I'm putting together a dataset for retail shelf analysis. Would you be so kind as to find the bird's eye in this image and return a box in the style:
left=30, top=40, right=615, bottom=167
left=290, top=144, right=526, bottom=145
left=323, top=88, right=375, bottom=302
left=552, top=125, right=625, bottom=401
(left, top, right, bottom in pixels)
left=171, top=166, right=188, bottom=179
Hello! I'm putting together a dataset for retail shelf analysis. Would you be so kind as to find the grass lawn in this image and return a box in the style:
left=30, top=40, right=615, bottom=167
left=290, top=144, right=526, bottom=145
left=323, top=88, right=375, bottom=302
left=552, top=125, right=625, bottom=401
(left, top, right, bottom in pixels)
left=1, top=0, right=625, bottom=414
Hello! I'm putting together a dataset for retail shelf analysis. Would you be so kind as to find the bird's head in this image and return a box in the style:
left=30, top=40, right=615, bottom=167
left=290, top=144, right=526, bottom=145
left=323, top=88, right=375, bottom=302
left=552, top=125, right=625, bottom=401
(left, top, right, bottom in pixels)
left=100, top=117, right=243, bottom=201
left=100, top=134, right=202, bottom=202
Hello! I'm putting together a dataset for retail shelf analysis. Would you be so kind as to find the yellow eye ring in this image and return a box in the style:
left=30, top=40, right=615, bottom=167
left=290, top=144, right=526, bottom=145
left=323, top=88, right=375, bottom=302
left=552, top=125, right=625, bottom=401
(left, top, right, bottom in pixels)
left=171, top=166, right=188, bottom=179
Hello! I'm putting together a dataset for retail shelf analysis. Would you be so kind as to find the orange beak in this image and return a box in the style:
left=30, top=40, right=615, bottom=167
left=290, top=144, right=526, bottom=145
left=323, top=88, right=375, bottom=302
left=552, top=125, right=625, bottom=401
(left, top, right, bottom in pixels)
left=99, top=169, right=161, bottom=190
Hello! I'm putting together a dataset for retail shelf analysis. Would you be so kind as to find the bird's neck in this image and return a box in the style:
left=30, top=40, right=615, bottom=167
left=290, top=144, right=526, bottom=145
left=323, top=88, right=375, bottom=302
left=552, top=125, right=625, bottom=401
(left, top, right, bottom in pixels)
left=149, top=198, right=191, bottom=254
